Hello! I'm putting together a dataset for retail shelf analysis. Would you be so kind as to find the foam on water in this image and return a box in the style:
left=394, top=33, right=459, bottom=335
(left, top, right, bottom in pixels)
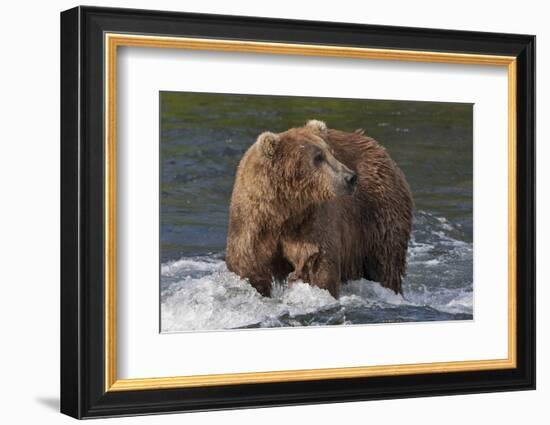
left=161, top=261, right=342, bottom=332
left=161, top=256, right=225, bottom=277
left=161, top=211, right=473, bottom=332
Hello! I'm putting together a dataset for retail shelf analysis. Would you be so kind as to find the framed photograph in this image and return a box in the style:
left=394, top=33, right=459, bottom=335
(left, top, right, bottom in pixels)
left=60, top=6, right=535, bottom=419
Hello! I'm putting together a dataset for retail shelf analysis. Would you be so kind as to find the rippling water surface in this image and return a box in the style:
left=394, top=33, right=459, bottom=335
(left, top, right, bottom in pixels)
left=160, top=92, right=473, bottom=332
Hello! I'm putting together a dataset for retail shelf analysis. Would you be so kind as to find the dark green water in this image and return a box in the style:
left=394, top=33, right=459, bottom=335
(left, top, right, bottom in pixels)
left=159, top=92, right=473, bottom=332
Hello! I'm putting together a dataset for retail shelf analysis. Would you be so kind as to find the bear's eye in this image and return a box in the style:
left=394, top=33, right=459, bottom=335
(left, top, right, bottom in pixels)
left=314, top=153, right=325, bottom=166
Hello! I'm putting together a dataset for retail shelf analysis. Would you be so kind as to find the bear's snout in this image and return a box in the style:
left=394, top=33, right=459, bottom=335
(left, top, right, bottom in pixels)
left=345, top=172, right=357, bottom=188
left=342, top=170, right=357, bottom=195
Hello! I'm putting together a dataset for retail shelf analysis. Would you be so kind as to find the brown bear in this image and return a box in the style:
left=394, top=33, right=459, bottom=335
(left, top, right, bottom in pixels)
left=226, top=120, right=413, bottom=298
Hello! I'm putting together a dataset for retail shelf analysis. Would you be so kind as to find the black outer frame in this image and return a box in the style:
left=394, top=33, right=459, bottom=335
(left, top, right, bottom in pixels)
left=60, top=5, right=535, bottom=419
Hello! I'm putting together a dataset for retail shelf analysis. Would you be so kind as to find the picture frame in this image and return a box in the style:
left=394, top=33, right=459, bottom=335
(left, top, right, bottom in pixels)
left=60, top=5, right=535, bottom=419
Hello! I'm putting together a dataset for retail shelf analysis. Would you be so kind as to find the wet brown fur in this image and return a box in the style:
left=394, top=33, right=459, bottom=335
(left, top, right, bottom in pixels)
left=226, top=121, right=413, bottom=298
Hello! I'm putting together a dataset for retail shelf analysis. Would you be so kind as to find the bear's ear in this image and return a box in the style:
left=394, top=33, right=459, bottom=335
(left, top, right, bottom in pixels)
left=256, top=131, right=280, bottom=159
left=306, top=119, right=328, bottom=137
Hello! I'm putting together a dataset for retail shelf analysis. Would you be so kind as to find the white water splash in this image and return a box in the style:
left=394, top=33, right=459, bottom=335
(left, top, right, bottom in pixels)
left=161, top=257, right=224, bottom=277
left=160, top=211, right=473, bottom=332
left=161, top=261, right=341, bottom=332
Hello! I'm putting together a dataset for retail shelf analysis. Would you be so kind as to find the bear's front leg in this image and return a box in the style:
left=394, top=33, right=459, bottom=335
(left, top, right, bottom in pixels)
left=249, top=277, right=272, bottom=297
left=308, top=256, right=341, bottom=299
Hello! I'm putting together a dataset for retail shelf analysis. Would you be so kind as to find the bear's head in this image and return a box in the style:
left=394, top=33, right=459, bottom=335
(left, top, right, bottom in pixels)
left=254, top=120, right=357, bottom=208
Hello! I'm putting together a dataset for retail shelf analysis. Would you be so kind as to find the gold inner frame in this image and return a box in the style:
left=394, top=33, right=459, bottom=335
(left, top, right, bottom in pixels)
left=104, top=33, right=518, bottom=392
